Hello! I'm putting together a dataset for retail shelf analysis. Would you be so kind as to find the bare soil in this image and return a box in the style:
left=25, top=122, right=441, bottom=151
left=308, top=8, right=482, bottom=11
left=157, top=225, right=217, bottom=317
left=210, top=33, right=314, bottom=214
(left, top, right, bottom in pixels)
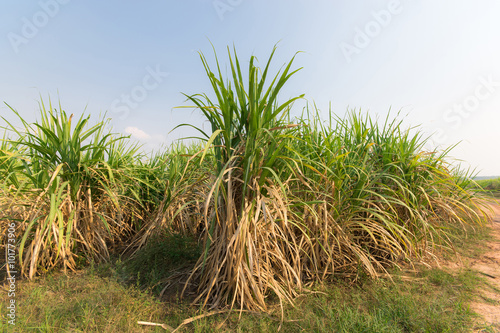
left=469, top=203, right=500, bottom=330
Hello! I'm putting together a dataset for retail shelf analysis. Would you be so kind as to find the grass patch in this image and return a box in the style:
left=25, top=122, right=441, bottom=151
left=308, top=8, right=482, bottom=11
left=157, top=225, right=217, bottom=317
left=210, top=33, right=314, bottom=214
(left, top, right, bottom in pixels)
left=1, top=265, right=487, bottom=332
left=0, top=271, right=168, bottom=332
left=168, top=268, right=482, bottom=332
left=287, top=269, right=479, bottom=333
left=437, top=222, right=494, bottom=261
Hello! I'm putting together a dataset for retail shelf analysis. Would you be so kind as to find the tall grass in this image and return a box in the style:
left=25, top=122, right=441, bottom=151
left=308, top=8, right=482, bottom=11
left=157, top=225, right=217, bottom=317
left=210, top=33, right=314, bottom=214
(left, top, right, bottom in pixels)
left=176, top=47, right=490, bottom=311
left=126, top=142, right=210, bottom=252
left=179, top=46, right=307, bottom=311
left=1, top=100, right=158, bottom=278
left=0, top=101, right=210, bottom=279
left=0, top=46, right=491, bottom=314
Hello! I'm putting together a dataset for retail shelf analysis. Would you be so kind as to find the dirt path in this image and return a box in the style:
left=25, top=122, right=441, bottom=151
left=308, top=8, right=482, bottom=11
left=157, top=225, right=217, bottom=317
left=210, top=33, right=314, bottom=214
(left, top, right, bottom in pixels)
left=470, top=203, right=500, bottom=329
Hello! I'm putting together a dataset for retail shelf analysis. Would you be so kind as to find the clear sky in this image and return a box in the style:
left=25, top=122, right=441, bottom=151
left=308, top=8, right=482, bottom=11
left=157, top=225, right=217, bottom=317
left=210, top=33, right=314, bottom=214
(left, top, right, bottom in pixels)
left=1, top=1, right=499, bottom=176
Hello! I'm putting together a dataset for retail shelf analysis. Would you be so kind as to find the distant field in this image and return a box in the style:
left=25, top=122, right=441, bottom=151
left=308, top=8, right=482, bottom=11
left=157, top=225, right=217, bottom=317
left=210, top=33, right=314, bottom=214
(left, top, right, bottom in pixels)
left=474, top=176, right=500, bottom=181
left=472, top=177, right=500, bottom=197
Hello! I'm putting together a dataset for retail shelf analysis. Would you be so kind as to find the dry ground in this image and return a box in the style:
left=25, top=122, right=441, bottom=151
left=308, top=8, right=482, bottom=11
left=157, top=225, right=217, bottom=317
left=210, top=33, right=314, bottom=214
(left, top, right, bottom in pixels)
left=470, top=203, right=500, bottom=330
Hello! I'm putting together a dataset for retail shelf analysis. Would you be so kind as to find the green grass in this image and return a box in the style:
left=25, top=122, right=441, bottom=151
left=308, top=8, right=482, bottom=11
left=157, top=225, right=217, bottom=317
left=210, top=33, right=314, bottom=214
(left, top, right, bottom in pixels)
left=440, top=221, right=495, bottom=261
left=473, top=177, right=500, bottom=198
left=294, top=269, right=478, bottom=332
left=0, top=261, right=494, bottom=332
left=0, top=271, right=168, bottom=332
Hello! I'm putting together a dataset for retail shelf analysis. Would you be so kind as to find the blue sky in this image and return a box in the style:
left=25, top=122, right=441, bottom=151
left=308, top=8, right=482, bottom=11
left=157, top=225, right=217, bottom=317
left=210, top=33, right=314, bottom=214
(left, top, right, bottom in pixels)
left=1, top=1, right=499, bottom=176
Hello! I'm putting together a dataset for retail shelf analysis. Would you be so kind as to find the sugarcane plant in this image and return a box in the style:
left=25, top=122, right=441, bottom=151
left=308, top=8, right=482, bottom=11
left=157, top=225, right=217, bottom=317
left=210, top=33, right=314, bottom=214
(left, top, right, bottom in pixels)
left=176, top=46, right=490, bottom=311
left=2, top=100, right=145, bottom=278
